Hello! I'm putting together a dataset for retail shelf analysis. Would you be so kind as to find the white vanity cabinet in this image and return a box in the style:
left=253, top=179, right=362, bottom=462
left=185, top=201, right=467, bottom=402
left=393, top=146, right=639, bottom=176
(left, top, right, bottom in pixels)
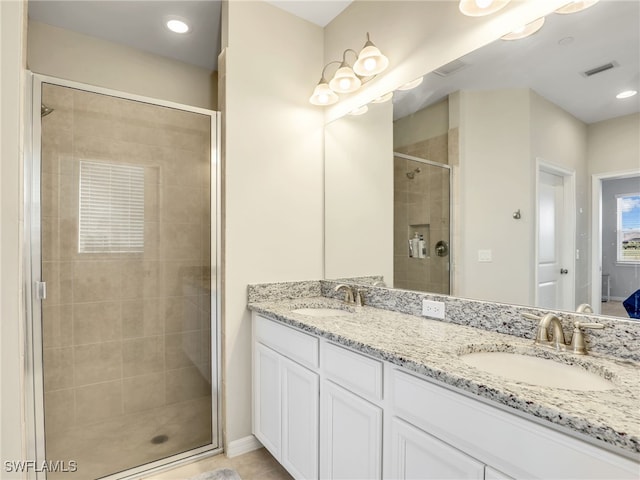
left=252, top=313, right=639, bottom=480
left=253, top=316, right=319, bottom=480
left=389, top=417, right=485, bottom=479
left=320, top=343, right=383, bottom=480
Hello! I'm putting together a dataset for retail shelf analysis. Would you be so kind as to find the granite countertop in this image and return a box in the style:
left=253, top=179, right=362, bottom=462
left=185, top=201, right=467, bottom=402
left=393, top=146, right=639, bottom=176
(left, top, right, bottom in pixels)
left=248, top=296, right=640, bottom=458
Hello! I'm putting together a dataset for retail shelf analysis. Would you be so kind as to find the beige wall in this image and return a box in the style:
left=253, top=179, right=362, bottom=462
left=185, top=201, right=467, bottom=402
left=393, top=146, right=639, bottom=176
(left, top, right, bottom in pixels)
left=325, top=101, right=394, bottom=282
left=454, top=88, right=589, bottom=306
left=28, top=21, right=217, bottom=110
left=222, top=1, right=324, bottom=445
left=455, top=89, right=532, bottom=305
left=530, top=90, right=589, bottom=305
left=0, top=0, right=27, bottom=475
left=393, top=99, right=449, bottom=150
left=588, top=113, right=640, bottom=175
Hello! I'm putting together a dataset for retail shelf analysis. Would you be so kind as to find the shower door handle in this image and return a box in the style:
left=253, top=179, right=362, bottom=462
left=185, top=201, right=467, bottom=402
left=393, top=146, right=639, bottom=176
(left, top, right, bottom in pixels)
left=35, top=281, right=47, bottom=300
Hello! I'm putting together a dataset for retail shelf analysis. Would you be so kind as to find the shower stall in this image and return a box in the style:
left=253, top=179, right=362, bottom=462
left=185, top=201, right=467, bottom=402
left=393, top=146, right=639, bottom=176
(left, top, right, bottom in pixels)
left=25, top=74, right=221, bottom=479
left=393, top=153, right=451, bottom=294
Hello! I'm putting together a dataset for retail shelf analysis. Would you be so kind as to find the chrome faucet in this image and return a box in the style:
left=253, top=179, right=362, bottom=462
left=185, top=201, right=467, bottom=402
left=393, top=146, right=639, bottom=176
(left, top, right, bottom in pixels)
left=522, top=312, right=603, bottom=355
left=334, top=284, right=366, bottom=307
left=334, top=284, right=355, bottom=303
left=534, top=313, right=567, bottom=350
left=576, top=303, right=594, bottom=314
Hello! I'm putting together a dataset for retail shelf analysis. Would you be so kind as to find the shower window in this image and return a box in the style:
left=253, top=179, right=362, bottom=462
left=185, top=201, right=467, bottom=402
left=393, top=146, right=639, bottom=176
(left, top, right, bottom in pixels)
left=78, top=161, right=145, bottom=253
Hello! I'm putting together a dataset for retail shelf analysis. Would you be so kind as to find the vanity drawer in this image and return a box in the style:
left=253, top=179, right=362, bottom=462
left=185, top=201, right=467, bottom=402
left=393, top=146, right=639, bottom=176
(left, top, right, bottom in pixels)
left=323, top=342, right=383, bottom=401
left=255, top=315, right=319, bottom=369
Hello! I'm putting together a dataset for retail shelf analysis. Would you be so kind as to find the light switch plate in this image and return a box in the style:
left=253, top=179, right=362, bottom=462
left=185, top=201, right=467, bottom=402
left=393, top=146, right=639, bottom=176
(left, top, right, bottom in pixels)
left=422, top=299, right=445, bottom=319
left=478, top=249, right=492, bottom=262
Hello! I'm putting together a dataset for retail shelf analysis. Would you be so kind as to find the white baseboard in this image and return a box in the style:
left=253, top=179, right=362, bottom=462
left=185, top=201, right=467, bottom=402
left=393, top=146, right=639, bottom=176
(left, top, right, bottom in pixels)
left=226, top=435, right=263, bottom=458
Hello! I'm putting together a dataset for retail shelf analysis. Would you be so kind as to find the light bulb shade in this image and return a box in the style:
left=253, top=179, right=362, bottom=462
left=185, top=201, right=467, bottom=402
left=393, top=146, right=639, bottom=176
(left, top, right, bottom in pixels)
left=501, top=17, right=545, bottom=40
left=309, top=82, right=339, bottom=106
left=459, top=0, right=511, bottom=16
left=329, top=66, right=362, bottom=93
left=555, top=0, right=599, bottom=14
left=353, top=45, right=389, bottom=76
left=397, top=77, right=424, bottom=91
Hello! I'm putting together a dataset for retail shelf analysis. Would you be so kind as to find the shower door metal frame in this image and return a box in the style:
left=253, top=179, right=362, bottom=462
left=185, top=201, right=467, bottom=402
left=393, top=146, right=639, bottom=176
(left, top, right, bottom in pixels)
left=393, top=152, right=454, bottom=292
left=24, top=72, right=223, bottom=480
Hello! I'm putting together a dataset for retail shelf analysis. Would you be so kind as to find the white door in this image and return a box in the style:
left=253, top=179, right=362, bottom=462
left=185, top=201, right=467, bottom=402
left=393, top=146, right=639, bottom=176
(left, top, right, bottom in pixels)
left=390, top=417, right=485, bottom=479
left=537, top=169, right=574, bottom=310
left=320, top=381, right=382, bottom=480
left=281, top=357, right=319, bottom=480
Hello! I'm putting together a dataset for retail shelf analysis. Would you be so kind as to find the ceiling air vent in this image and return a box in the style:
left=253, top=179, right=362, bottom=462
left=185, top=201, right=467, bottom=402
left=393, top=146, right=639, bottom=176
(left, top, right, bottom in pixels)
left=433, top=59, right=468, bottom=77
left=581, top=61, right=619, bottom=77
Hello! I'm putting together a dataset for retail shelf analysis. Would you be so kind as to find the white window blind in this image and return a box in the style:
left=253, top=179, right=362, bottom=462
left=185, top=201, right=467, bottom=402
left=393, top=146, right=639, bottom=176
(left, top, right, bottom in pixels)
left=78, top=161, right=145, bottom=253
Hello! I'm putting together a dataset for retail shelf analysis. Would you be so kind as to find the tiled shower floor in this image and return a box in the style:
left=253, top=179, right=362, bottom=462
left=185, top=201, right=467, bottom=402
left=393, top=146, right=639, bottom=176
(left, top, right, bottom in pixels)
left=46, top=396, right=212, bottom=480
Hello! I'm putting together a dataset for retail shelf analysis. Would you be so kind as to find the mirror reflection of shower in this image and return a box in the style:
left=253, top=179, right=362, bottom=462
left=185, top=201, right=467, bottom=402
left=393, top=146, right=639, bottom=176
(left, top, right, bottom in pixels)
left=41, top=103, right=54, bottom=117
left=406, top=167, right=421, bottom=179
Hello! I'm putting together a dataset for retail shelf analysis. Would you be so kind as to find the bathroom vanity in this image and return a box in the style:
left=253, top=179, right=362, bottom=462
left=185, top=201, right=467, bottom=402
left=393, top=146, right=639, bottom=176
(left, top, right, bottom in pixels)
left=248, top=281, right=639, bottom=480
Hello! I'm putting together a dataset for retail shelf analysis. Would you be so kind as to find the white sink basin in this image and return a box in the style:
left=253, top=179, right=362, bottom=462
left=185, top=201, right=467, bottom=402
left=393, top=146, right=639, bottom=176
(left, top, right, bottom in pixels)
left=460, top=352, right=614, bottom=391
left=291, top=308, right=353, bottom=317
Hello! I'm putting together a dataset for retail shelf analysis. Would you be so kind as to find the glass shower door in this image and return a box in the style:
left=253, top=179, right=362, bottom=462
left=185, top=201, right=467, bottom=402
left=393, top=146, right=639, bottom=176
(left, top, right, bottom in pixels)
left=393, top=155, right=451, bottom=294
left=37, top=80, right=218, bottom=479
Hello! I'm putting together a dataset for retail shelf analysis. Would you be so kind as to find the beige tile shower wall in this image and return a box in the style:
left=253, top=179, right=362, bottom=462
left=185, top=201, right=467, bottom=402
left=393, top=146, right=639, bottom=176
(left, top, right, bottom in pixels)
left=40, top=84, right=212, bottom=436
left=394, top=135, right=450, bottom=294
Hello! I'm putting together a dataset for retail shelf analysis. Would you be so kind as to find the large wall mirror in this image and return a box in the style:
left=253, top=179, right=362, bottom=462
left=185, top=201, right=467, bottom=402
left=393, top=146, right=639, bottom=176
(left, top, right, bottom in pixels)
left=324, top=1, right=639, bottom=320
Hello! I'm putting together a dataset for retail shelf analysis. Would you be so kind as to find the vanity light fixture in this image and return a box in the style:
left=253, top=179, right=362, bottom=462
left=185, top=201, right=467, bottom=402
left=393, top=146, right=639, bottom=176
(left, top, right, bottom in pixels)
left=397, top=77, right=424, bottom=91
left=501, top=17, right=545, bottom=41
left=166, top=17, right=190, bottom=34
left=459, top=0, right=511, bottom=17
left=309, top=33, right=389, bottom=106
left=555, top=0, right=599, bottom=15
left=616, top=90, right=638, bottom=99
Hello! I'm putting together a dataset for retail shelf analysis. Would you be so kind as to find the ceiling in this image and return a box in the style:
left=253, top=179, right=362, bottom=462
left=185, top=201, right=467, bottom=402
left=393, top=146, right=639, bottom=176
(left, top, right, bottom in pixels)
left=28, top=0, right=351, bottom=71
left=393, top=1, right=640, bottom=124
left=28, top=1, right=639, bottom=124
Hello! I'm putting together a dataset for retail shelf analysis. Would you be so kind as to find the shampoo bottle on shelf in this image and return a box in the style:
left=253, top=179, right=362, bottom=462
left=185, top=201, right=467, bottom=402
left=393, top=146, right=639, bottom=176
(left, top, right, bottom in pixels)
left=410, top=233, right=420, bottom=259
left=418, top=234, right=426, bottom=258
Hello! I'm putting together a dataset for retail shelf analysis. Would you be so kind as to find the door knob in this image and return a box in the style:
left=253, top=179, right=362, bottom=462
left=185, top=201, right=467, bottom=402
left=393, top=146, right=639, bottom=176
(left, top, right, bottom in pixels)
left=560, top=268, right=569, bottom=274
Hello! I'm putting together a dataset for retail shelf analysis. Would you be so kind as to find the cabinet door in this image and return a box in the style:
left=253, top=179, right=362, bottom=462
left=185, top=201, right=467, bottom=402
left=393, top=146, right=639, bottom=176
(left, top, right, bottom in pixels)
left=281, top=356, right=319, bottom=480
left=390, top=417, right=484, bottom=480
left=321, top=381, right=382, bottom=480
left=254, top=343, right=281, bottom=458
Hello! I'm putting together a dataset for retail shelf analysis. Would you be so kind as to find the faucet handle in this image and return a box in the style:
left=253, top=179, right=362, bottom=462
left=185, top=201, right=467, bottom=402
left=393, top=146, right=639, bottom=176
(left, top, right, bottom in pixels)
left=521, top=312, right=542, bottom=321
left=574, top=321, right=604, bottom=330
left=354, top=289, right=365, bottom=307
left=570, top=321, right=604, bottom=355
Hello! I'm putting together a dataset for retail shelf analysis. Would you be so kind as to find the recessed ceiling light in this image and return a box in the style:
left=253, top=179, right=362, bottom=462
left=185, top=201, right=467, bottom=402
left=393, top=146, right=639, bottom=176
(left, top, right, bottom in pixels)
left=616, top=90, right=638, bottom=99
left=166, top=18, right=190, bottom=34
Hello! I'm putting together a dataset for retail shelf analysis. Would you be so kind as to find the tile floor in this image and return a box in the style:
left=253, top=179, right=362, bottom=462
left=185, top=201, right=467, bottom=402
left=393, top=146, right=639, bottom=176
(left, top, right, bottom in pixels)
left=601, top=300, right=628, bottom=318
left=143, top=448, right=292, bottom=480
